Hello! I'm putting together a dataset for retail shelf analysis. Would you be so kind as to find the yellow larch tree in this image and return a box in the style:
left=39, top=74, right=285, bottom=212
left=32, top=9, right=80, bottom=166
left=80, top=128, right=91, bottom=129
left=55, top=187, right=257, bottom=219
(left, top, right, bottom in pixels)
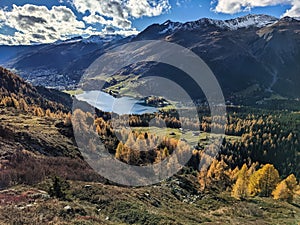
left=273, top=174, right=298, bottom=202
left=248, top=164, right=280, bottom=197
left=231, top=164, right=249, bottom=200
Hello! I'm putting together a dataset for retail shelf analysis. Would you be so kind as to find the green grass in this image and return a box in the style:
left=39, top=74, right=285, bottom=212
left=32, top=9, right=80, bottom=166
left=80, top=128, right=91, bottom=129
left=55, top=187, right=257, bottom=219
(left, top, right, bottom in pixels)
left=264, top=94, right=289, bottom=101
left=235, top=84, right=261, bottom=96
left=130, top=126, right=240, bottom=147
left=103, top=75, right=142, bottom=98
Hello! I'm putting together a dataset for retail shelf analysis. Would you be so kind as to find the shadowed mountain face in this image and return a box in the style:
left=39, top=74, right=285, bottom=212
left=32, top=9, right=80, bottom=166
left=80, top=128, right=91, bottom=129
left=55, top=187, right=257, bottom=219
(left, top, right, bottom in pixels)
left=1, top=15, right=299, bottom=99
left=0, top=35, right=130, bottom=88
left=132, top=15, right=300, bottom=99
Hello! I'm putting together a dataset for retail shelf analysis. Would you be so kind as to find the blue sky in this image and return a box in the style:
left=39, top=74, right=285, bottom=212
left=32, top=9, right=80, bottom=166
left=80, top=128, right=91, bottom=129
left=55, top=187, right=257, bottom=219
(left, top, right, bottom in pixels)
left=0, top=0, right=298, bottom=45
left=133, top=0, right=292, bottom=30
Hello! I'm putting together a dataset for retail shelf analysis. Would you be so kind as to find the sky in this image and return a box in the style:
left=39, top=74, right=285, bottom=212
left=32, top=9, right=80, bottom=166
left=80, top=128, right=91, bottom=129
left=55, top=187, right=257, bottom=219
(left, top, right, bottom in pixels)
left=0, top=0, right=299, bottom=45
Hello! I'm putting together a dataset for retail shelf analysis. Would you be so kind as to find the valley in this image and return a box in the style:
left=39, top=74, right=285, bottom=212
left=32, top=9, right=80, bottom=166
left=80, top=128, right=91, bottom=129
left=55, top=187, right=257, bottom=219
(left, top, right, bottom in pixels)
left=0, top=12, right=299, bottom=225
left=0, top=67, right=299, bottom=224
left=1, top=15, right=300, bottom=102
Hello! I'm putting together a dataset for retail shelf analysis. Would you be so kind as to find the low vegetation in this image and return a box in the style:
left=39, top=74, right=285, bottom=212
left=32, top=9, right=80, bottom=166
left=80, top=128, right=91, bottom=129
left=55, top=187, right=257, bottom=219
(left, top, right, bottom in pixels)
left=0, top=67, right=299, bottom=224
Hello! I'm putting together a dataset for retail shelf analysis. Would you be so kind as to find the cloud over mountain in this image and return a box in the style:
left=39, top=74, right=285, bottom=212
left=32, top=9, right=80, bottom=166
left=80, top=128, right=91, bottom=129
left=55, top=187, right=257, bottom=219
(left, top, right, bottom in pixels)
left=0, top=0, right=171, bottom=45
left=213, top=0, right=300, bottom=18
left=283, top=0, right=300, bottom=17
left=0, top=4, right=86, bottom=45
left=75, top=0, right=170, bottom=30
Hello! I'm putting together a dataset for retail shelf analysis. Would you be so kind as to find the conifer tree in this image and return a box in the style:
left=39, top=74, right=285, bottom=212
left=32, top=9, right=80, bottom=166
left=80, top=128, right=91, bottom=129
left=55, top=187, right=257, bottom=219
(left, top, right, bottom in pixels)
left=64, top=112, right=72, bottom=126
left=162, top=147, right=170, bottom=159
left=285, top=174, right=298, bottom=191
left=48, top=176, right=70, bottom=200
left=272, top=180, right=292, bottom=202
left=19, top=98, right=29, bottom=111
left=273, top=174, right=298, bottom=202
left=33, top=107, right=44, bottom=117
left=45, top=109, right=52, bottom=117
left=232, top=164, right=249, bottom=200
left=205, top=159, right=230, bottom=190
left=248, top=164, right=280, bottom=197
left=11, top=97, right=19, bottom=109
left=116, top=142, right=124, bottom=160
left=127, top=147, right=140, bottom=165
left=125, top=132, right=136, bottom=150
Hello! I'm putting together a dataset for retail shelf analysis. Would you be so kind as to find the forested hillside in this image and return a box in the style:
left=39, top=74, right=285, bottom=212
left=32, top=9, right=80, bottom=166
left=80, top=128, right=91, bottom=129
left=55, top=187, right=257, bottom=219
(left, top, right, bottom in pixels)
left=0, top=68, right=299, bottom=224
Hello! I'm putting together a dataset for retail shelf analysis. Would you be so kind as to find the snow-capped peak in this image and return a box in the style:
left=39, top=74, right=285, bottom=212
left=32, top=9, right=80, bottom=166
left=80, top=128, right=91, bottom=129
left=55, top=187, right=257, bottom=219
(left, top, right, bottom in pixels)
left=54, top=36, right=83, bottom=45
left=159, top=20, right=182, bottom=34
left=82, top=34, right=124, bottom=44
left=158, top=14, right=279, bottom=34
left=82, top=35, right=105, bottom=44
left=223, top=14, right=278, bottom=30
left=279, top=16, right=300, bottom=23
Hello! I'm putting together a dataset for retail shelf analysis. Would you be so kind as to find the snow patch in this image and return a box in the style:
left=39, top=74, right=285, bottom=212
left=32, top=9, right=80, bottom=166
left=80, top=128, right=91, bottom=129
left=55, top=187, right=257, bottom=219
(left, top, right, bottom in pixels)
left=159, top=22, right=181, bottom=34
left=223, top=14, right=278, bottom=30
left=158, top=14, right=279, bottom=34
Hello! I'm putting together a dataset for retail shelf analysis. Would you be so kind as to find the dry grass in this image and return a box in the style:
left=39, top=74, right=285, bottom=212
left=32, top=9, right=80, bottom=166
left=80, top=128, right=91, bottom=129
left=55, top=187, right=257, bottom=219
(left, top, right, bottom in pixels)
left=0, top=176, right=299, bottom=225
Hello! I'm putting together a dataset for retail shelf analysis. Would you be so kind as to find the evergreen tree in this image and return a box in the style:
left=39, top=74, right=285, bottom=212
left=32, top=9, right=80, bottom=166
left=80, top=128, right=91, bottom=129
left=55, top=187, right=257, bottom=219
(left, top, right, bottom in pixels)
left=48, top=176, right=70, bottom=200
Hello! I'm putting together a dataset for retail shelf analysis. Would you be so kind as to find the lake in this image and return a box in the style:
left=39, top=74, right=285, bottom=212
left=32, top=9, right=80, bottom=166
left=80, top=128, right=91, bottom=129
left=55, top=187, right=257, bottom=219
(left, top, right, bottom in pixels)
left=75, top=91, right=158, bottom=115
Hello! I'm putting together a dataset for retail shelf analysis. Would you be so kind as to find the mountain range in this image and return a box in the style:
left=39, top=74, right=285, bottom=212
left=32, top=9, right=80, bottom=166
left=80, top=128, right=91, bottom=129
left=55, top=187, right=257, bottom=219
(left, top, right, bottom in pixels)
left=0, top=14, right=300, bottom=224
left=0, top=14, right=299, bottom=101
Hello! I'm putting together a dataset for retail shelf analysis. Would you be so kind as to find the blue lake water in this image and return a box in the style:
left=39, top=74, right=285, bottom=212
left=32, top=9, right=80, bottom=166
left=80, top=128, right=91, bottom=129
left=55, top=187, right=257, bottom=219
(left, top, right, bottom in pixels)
left=76, top=91, right=157, bottom=115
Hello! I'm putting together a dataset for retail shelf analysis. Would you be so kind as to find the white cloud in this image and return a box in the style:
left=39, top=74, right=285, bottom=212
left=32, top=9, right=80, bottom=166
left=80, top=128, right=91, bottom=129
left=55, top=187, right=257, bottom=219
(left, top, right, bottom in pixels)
left=126, top=0, right=171, bottom=18
left=0, top=0, right=170, bottom=45
left=175, top=0, right=191, bottom=8
left=283, top=0, right=300, bottom=17
left=212, top=0, right=300, bottom=17
left=0, top=4, right=86, bottom=45
left=83, top=14, right=108, bottom=25
left=73, top=0, right=128, bottom=18
left=82, top=14, right=132, bottom=29
left=73, top=0, right=170, bottom=42
left=102, top=26, right=139, bottom=36
left=73, top=0, right=170, bottom=18
left=73, top=0, right=170, bottom=25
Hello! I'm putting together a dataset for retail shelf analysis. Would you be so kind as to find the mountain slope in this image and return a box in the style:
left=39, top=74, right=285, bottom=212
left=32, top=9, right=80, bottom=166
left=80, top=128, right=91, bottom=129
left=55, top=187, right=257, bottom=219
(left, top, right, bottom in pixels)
left=0, top=67, right=71, bottom=111
left=127, top=14, right=300, bottom=99
left=147, top=14, right=278, bottom=35
left=0, top=177, right=299, bottom=224
left=253, top=17, right=300, bottom=97
left=0, top=67, right=102, bottom=188
left=1, top=14, right=300, bottom=100
left=0, top=35, right=131, bottom=88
